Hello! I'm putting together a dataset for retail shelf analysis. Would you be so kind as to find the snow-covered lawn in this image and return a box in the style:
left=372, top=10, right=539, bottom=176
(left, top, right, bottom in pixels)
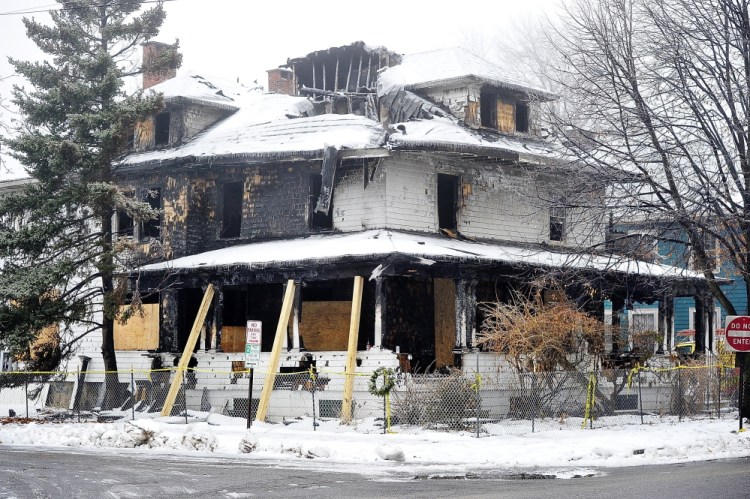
left=1, top=413, right=748, bottom=474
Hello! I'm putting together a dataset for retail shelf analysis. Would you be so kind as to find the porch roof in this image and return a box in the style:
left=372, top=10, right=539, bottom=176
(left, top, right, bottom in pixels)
left=139, top=230, right=704, bottom=281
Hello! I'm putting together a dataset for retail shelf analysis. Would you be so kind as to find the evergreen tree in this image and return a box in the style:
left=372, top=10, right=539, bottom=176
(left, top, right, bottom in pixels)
left=0, top=1, right=180, bottom=400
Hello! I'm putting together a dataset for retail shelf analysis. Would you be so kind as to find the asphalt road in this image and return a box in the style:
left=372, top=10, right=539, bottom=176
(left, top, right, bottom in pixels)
left=0, top=446, right=748, bottom=498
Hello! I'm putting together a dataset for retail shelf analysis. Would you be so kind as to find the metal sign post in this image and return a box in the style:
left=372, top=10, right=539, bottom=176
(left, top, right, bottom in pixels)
left=245, top=320, right=262, bottom=429
left=724, top=316, right=750, bottom=430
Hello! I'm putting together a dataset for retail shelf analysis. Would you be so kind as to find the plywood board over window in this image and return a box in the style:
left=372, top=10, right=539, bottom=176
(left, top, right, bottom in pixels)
left=221, top=325, right=246, bottom=353
left=434, top=278, right=456, bottom=369
left=299, top=301, right=352, bottom=351
left=497, top=100, right=516, bottom=133
left=114, top=304, right=159, bottom=351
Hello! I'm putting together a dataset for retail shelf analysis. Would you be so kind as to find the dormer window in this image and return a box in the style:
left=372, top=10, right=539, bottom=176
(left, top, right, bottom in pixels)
left=154, top=112, right=170, bottom=146
left=480, top=91, right=529, bottom=134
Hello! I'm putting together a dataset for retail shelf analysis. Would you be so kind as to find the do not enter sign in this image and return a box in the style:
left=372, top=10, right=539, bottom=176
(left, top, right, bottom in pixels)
left=724, top=316, right=750, bottom=352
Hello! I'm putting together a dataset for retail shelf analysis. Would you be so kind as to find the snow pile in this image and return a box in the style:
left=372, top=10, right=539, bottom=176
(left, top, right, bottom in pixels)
left=1, top=416, right=748, bottom=472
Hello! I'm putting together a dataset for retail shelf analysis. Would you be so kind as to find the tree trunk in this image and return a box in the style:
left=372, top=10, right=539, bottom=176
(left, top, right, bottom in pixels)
left=100, top=211, right=120, bottom=410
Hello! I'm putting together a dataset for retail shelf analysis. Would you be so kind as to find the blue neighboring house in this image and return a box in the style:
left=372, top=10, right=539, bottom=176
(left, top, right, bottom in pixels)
left=607, top=225, right=744, bottom=355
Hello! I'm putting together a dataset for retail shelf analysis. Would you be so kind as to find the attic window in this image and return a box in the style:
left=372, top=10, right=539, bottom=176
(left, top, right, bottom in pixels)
left=141, top=188, right=161, bottom=240
left=515, top=103, right=529, bottom=133
left=154, top=112, right=170, bottom=146
left=438, top=174, right=458, bottom=231
left=220, top=181, right=243, bottom=239
left=549, top=206, right=565, bottom=242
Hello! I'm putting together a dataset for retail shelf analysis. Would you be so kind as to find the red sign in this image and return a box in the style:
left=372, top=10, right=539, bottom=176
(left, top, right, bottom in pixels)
left=724, top=316, right=750, bottom=352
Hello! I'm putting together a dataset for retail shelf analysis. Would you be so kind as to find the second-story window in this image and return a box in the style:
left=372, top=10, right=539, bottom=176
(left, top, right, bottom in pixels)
left=515, top=103, right=529, bottom=133
left=141, top=188, right=161, bottom=240
left=438, top=174, right=458, bottom=231
left=549, top=206, right=566, bottom=242
left=154, top=112, right=170, bottom=146
left=220, top=181, right=243, bottom=239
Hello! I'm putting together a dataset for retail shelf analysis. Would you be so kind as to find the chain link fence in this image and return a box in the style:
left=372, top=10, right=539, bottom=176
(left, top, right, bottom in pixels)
left=0, top=365, right=741, bottom=436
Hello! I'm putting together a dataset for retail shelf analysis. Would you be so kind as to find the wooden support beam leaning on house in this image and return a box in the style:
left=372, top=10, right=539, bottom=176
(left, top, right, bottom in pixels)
left=255, top=280, right=297, bottom=422
left=161, top=284, right=215, bottom=417
left=341, top=276, right=364, bottom=424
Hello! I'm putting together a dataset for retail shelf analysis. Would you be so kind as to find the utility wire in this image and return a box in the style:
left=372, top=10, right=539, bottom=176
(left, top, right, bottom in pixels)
left=0, top=0, right=180, bottom=17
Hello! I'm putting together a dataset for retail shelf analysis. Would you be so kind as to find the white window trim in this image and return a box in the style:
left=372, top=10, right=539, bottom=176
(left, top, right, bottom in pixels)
left=688, top=306, right=722, bottom=352
left=628, top=308, right=659, bottom=351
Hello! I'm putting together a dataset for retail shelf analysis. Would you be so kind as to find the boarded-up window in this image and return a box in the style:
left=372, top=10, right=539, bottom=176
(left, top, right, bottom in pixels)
left=299, top=301, right=352, bottom=351
left=114, top=304, right=160, bottom=350
left=433, top=278, right=456, bottom=369
left=134, top=119, right=154, bottom=149
left=221, top=325, right=246, bottom=353
left=497, top=100, right=515, bottom=133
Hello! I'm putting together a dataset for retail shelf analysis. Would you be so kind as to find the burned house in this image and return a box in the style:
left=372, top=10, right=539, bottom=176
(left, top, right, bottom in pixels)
left=107, top=41, right=712, bottom=391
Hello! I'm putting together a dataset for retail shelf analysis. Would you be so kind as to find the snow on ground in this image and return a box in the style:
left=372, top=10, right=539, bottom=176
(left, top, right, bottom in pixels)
left=1, top=414, right=748, bottom=475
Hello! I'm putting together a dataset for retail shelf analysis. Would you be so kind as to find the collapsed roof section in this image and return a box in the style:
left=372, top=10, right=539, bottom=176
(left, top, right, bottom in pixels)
left=123, top=41, right=563, bottom=168
left=287, top=41, right=401, bottom=96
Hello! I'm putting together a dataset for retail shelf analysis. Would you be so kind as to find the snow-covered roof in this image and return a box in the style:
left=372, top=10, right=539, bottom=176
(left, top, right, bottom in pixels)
left=139, top=229, right=703, bottom=280
left=389, top=117, right=556, bottom=162
left=123, top=94, right=386, bottom=167
left=380, top=47, right=554, bottom=100
left=146, top=72, right=260, bottom=109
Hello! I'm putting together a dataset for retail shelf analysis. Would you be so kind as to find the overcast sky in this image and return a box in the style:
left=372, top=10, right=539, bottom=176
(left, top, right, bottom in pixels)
left=0, top=0, right=560, bottom=179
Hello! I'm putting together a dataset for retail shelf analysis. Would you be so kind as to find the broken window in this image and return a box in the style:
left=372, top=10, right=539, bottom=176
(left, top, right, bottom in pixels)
left=309, top=174, right=333, bottom=230
left=549, top=206, right=566, bottom=242
left=220, top=181, right=243, bottom=239
left=154, top=112, right=170, bottom=146
left=140, top=188, right=161, bottom=240
left=437, top=174, right=459, bottom=231
left=515, top=102, right=529, bottom=133
left=480, top=90, right=497, bottom=128
left=116, top=210, right=134, bottom=238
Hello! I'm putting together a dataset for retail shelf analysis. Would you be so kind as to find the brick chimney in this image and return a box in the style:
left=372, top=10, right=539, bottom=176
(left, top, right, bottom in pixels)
left=267, top=67, right=296, bottom=95
left=143, top=41, right=177, bottom=89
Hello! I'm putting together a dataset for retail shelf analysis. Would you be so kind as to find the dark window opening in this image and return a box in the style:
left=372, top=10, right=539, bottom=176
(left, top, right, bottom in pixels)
left=177, top=288, right=205, bottom=353
left=480, top=90, right=497, bottom=128
left=515, top=103, right=529, bottom=133
left=309, top=174, right=333, bottom=230
left=223, top=288, right=248, bottom=326
left=117, top=210, right=134, bottom=237
left=154, top=112, right=170, bottom=146
left=550, top=206, right=565, bottom=242
left=220, top=181, right=243, bottom=239
left=437, top=174, right=459, bottom=231
left=141, top=188, right=161, bottom=240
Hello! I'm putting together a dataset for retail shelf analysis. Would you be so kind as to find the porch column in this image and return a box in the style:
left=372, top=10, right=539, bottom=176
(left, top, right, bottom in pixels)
left=701, top=293, right=714, bottom=353
left=455, top=279, right=477, bottom=351
left=213, top=285, right=224, bottom=352
left=658, top=295, right=674, bottom=353
left=290, top=283, right=301, bottom=351
left=609, top=297, right=625, bottom=353
left=694, top=294, right=706, bottom=354
left=373, top=276, right=385, bottom=348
